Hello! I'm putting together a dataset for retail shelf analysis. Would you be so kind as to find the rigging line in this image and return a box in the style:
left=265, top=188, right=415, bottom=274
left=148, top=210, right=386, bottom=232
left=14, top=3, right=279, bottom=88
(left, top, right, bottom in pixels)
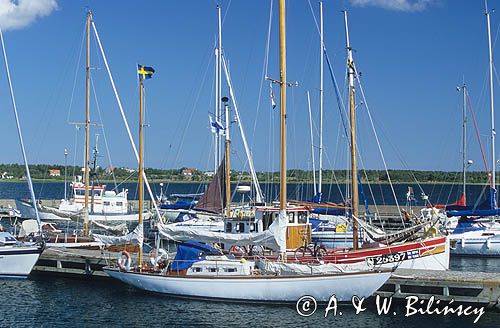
left=252, top=0, right=273, bottom=148
left=72, top=126, right=80, bottom=179
left=466, top=91, right=492, bottom=187
left=89, top=74, right=117, bottom=189
left=67, top=21, right=87, bottom=123
left=353, top=64, right=402, bottom=219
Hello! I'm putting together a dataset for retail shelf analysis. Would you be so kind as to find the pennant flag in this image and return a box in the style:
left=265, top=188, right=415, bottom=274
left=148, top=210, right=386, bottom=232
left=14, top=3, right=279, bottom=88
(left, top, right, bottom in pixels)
left=270, top=84, right=276, bottom=109
left=138, top=65, right=155, bottom=80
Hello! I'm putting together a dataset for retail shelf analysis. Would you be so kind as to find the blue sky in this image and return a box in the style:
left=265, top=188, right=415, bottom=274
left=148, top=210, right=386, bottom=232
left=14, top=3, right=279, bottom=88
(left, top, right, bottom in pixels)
left=0, top=0, right=498, bottom=174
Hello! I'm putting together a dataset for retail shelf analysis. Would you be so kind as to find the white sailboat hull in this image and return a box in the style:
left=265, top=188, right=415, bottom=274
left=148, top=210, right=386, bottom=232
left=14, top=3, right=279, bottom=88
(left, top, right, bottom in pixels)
left=0, top=245, right=43, bottom=278
left=449, top=231, right=500, bottom=256
left=104, top=268, right=391, bottom=302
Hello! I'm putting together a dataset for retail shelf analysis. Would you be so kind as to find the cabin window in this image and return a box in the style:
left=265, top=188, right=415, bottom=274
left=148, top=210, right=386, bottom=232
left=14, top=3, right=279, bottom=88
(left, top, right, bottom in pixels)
left=116, top=202, right=123, bottom=207
left=224, top=268, right=237, bottom=273
left=226, top=222, right=232, bottom=233
left=236, top=222, right=245, bottom=232
left=208, top=268, right=218, bottom=273
left=103, top=201, right=110, bottom=206
left=75, top=189, right=85, bottom=196
left=287, top=212, right=295, bottom=223
left=298, top=212, right=308, bottom=224
left=192, top=267, right=202, bottom=272
left=92, top=190, right=102, bottom=197
left=250, top=223, right=255, bottom=232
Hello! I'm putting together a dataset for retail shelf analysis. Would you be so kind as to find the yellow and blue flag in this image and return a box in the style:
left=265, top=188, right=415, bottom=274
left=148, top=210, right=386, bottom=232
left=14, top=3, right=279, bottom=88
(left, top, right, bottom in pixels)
left=138, top=64, right=155, bottom=80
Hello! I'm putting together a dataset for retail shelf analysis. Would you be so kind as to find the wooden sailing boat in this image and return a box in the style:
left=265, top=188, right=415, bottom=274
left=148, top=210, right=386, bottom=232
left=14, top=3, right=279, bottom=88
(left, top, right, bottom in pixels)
left=103, top=0, right=392, bottom=302
left=0, top=28, right=44, bottom=278
left=298, top=10, right=450, bottom=270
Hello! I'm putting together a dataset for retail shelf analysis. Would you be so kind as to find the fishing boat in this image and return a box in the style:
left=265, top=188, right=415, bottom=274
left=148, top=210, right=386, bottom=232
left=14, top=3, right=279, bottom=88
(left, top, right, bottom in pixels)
left=104, top=1, right=392, bottom=302
left=0, top=28, right=44, bottom=278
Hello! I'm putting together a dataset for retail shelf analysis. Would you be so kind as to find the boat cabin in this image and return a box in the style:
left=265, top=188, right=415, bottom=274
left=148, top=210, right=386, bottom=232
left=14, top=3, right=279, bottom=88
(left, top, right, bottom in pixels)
left=224, top=206, right=311, bottom=250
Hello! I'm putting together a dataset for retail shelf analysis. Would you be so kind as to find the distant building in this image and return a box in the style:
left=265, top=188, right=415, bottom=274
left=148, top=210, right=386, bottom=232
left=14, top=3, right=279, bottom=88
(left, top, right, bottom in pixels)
left=182, top=168, right=197, bottom=176
left=1, top=172, right=13, bottom=179
left=105, top=166, right=114, bottom=174
left=49, top=169, right=61, bottom=177
left=204, top=171, right=215, bottom=177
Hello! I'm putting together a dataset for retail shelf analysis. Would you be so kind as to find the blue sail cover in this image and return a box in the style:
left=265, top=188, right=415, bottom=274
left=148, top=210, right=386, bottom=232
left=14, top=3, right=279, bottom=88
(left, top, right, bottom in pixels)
left=170, top=241, right=220, bottom=271
left=447, top=188, right=499, bottom=217
left=160, top=199, right=197, bottom=210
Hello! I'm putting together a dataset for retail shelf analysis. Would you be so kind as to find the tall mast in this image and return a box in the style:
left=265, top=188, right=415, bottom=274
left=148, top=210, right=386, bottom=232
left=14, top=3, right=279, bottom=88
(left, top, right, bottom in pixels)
left=223, top=97, right=231, bottom=217
left=0, top=28, right=42, bottom=231
left=462, top=84, right=467, bottom=197
left=307, top=91, right=317, bottom=196
left=214, top=6, right=220, bottom=173
left=217, top=5, right=223, bottom=166
left=138, top=78, right=145, bottom=271
left=344, top=11, right=358, bottom=250
left=83, top=10, right=92, bottom=236
left=486, top=1, right=496, bottom=192
left=318, top=1, right=324, bottom=198
left=279, top=0, right=287, bottom=212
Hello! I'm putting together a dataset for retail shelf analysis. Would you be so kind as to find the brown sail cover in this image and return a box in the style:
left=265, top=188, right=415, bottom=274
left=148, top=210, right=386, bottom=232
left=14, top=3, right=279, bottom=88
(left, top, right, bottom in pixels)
left=194, top=159, right=226, bottom=214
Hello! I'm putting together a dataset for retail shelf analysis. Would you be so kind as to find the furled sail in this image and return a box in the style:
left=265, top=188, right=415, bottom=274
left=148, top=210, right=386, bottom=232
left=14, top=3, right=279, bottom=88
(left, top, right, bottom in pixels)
left=194, top=159, right=226, bottom=214
left=157, top=210, right=288, bottom=253
left=92, top=223, right=143, bottom=246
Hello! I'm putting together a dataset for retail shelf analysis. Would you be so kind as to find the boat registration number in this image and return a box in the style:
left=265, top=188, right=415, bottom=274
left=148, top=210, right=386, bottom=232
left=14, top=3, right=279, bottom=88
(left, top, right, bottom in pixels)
left=370, top=250, right=420, bottom=265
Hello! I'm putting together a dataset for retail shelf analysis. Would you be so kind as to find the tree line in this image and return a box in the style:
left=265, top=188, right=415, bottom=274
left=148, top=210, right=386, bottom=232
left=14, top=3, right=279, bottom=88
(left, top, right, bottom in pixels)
left=0, top=164, right=492, bottom=185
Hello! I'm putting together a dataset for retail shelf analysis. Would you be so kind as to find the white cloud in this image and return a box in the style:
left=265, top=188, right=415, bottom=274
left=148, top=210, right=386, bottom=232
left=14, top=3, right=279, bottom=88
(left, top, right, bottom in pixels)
left=350, top=0, right=438, bottom=12
left=0, top=0, right=58, bottom=31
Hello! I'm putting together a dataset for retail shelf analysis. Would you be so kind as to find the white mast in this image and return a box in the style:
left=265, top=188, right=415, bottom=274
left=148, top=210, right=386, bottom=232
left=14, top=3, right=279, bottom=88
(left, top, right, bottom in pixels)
left=221, top=56, right=264, bottom=203
left=217, top=5, right=223, bottom=166
left=486, top=1, right=496, bottom=192
left=307, top=91, right=317, bottom=196
left=318, top=1, right=324, bottom=198
left=214, top=6, right=221, bottom=173
left=0, top=28, right=42, bottom=230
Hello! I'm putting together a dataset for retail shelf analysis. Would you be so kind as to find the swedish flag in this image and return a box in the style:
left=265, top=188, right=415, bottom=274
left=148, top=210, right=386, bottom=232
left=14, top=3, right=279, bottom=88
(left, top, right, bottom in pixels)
left=138, top=65, right=155, bottom=80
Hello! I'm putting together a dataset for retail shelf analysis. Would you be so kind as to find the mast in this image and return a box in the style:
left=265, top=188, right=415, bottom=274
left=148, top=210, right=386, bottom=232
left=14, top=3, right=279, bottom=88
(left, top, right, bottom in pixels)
left=64, top=148, right=68, bottom=200
left=83, top=10, right=92, bottom=236
left=318, top=1, right=324, bottom=198
left=344, top=11, right=359, bottom=250
left=461, top=84, right=467, bottom=197
left=222, top=97, right=231, bottom=217
left=486, top=1, right=496, bottom=193
left=214, top=6, right=221, bottom=173
left=0, top=28, right=42, bottom=231
left=138, top=77, right=145, bottom=271
left=279, top=0, right=287, bottom=212
left=307, top=91, right=317, bottom=196
left=217, top=6, right=223, bottom=168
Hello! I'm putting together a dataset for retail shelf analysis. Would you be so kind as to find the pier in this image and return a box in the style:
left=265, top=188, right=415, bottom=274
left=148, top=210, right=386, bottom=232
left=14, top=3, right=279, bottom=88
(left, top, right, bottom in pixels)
left=31, top=247, right=500, bottom=309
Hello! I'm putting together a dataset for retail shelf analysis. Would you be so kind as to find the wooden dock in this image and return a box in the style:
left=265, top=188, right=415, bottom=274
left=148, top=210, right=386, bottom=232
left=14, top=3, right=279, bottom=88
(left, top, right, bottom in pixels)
left=32, top=248, right=500, bottom=309
left=376, top=268, right=500, bottom=309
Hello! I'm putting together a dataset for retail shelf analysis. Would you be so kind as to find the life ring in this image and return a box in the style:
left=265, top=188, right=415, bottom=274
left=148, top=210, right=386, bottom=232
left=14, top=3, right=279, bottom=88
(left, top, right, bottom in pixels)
left=117, top=250, right=132, bottom=272
left=149, top=248, right=168, bottom=268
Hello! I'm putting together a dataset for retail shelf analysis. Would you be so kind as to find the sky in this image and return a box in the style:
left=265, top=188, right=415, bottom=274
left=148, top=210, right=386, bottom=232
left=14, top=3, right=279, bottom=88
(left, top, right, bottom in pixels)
left=0, top=0, right=498, bottom=174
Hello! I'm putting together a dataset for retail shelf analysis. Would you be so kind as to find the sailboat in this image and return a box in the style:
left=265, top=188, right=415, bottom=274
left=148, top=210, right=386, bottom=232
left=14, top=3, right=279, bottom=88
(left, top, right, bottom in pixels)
left=0, top=28, right=44, bottom=278
left=446, top=2, right=500, bottom=256
left=104, top=0, right=392, bottom=302
left=295, top=10, right=449, bottom=270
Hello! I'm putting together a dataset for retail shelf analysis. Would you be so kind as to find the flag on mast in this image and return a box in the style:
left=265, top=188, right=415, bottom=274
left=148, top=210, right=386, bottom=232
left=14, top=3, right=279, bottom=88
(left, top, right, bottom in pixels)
left=138, top=65, right=155, bottom=80
left=270, top=84, right=276, bottom=109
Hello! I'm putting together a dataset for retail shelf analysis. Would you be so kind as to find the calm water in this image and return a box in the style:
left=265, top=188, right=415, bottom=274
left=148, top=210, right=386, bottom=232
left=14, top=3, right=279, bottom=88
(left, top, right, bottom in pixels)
left=1, top=275, right=498, bottom=328
left=0, top=181, right=492, bottom=205
left=1, top=181, right=499, bottom=327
